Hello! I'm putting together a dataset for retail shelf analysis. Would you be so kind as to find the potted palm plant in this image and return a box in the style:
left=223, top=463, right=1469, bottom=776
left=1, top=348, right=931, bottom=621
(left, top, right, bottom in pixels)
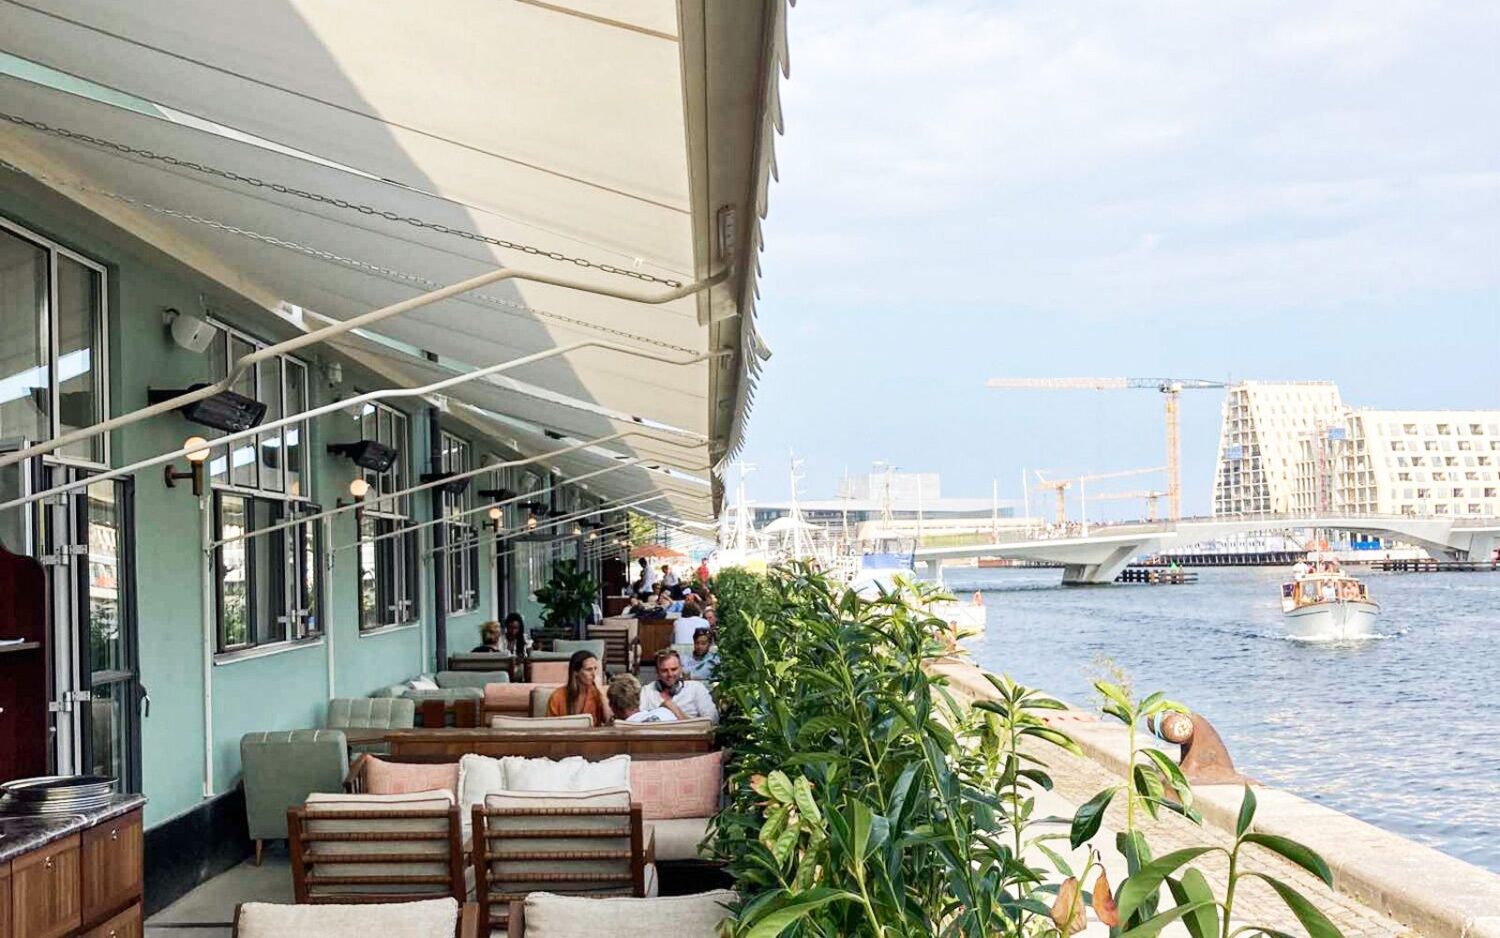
left=534, top=559, right=599, bottom=641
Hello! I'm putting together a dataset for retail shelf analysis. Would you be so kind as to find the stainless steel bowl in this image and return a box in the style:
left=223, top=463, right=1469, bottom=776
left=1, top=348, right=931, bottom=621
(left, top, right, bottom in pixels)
left=0, top=775, right=117, bottom=814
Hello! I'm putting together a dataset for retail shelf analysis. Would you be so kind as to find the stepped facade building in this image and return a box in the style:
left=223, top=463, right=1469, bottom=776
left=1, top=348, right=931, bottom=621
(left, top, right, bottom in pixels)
left=1212, top=384, right=1500, bottom=519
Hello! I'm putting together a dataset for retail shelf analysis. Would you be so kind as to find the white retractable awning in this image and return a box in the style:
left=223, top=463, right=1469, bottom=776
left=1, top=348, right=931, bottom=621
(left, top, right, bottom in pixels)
left=0, top=0, right=786, bottom=515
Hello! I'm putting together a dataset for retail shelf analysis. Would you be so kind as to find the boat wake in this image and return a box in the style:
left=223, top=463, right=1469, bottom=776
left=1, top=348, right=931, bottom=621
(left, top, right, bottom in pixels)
left=1280, top=628, right=1407, bottom=644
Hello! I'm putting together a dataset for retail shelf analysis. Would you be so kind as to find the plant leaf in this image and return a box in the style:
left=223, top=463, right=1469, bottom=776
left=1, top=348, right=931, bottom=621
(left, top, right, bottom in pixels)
left=741, top=888, right=861, bottom=938
left=1165, top=869, right=1219, bottom=938
left=765, top=770, right=796, bottom=805
left=792, top=775, right=823, bottom=825
left=1050, top=876, right=1087, bottom=934
left=1236, top=784, right=1257, bottom=837
left=1070, top=786, right=1117, bottom=848
left=1245, top=873, right=1346, bottom=938
left=1241, top=833, right=1334, bottom=886
left=1116, top=899, right=1218, bottom=938
left=1139, top=747, right=1194, bottom=808
left=1116, top=847, right=1218, bottom=919
left=1093, top=869, right=1121, bottom=926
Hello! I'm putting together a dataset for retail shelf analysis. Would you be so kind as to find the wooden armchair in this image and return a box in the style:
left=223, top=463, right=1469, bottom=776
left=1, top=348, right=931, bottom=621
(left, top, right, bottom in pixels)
left=287, top=792, right=467, bottom=904
left=471, top=788, right=655, bottom=932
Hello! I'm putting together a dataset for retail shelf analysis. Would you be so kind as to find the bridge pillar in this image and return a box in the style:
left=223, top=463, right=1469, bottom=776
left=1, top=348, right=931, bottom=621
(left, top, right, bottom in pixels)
left=1060, top=545, right=1139, bottom=585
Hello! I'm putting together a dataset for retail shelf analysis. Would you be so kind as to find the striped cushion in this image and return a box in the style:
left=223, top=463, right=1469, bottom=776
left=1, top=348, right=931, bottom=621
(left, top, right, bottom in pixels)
left=303, top=791, right=454, bottom=897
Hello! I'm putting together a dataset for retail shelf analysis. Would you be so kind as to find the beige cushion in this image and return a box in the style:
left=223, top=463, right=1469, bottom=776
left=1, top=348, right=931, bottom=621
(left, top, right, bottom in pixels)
left=458, top=754, right=505, bottom=838
left=501, top=755, right=631, bottom=793
left=648, top=816, right=713, bottom=861
left=302, top=791, right=454, bottom=897
left=614, top=716, right=714, bottom=733
left=522, top=889, right=735, bottom=937
left=489, top=713, right=594, bottom=729
left=483, top=788, right=636, bottom=896
left=237, top=898, right=459, bottom=938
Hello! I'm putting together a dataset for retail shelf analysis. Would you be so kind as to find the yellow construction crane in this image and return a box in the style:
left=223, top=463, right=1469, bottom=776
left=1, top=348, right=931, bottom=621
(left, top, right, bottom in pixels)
left=1033, top=466, right=1165, bottom=524
left=988, top=378, right=1229, bottom=521
left=1087, top=489, right=1170, bottom=521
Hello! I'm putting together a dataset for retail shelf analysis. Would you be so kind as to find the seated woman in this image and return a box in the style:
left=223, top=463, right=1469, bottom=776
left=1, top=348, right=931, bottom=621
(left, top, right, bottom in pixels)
left=544, top=650, right=611, bottom=725
left=606, top=673, right=686, bottom=724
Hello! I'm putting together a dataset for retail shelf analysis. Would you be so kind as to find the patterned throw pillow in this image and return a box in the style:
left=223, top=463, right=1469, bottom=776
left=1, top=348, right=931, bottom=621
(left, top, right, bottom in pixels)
left=628, top=752, right=723, bottom=820
left=362, top=756, right=460, bottom=797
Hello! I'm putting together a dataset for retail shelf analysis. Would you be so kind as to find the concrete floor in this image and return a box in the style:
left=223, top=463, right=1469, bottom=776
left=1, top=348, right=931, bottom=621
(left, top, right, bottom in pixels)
left=146, top=852, right=293, bottom=938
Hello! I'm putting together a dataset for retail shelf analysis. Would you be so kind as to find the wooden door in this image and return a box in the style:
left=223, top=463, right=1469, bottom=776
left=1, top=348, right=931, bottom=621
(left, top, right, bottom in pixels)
left=82, top=810, right=143, bottom=924
left=0, top=861, right=12, bottom=938
left=0, top=544, right=47, bottom=784
left=80, top=902, right=142, bottom=938
left=10, top=834, right=81, bottom=938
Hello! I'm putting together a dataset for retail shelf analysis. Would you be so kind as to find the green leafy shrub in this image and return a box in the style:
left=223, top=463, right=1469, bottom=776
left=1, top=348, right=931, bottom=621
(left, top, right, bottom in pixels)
left=709, top=565, right=1346, bottom=938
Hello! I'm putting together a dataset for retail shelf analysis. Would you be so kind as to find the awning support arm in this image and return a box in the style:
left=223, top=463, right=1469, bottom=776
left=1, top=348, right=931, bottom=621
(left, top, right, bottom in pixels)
left=0, top=265, right=728, bottom=469
left=0, top=339, right=720, bottom=515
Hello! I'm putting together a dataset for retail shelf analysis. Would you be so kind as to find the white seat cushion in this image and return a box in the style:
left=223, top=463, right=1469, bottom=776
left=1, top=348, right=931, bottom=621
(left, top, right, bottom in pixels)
left=501, top=755, right=631, bottom=792
left=647, top=816, right=712, bottom=861
left=236, top=897, right=458, bottom=938
left=521, top=889, right=735, bottom=937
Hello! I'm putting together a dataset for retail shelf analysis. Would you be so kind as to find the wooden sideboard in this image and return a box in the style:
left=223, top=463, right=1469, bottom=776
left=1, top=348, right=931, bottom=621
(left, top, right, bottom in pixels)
left=0, top=805, right=143, bottom=938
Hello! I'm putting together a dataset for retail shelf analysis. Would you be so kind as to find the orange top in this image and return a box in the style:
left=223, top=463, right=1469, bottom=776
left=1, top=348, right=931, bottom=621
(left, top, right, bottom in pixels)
left=545, top=685, right=606, bottom=725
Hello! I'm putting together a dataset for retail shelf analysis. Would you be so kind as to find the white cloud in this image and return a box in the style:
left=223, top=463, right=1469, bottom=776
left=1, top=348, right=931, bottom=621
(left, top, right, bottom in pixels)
left=762, top=0, right=1500, bottom=318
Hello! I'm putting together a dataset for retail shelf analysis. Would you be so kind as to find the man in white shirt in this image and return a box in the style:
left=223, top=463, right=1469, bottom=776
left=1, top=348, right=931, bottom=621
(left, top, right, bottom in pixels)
left=638, top=558, right=659, bottom=595
left=607, top=674, right=682, bottom=724
left=672, top=600, right=711, bottom=645
left=640, top=650, right=718, bottom=724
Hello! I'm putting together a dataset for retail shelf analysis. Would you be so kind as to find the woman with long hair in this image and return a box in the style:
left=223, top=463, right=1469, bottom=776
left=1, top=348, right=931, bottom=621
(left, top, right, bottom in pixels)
left=544, top=650, right=610, bottom=725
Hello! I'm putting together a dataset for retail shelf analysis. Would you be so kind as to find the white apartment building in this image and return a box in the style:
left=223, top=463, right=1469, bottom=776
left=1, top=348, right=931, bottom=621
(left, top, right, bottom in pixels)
left=1213, top=383, right=1500, bottom=518
left=1211, top=382, right=1347, bottom=516
left=1323, top=411, right=1500, bottom=517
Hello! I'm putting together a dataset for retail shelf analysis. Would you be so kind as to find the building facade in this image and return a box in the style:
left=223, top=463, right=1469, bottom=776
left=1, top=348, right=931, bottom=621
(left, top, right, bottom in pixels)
left=1212, top=383, right=1500, bottom=518
left=1211, top=382, right=1347, bottom=516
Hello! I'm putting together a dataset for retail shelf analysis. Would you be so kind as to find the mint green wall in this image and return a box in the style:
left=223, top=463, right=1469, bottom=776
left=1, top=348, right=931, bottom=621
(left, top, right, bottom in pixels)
left=2, top=182, right=449, bottom=829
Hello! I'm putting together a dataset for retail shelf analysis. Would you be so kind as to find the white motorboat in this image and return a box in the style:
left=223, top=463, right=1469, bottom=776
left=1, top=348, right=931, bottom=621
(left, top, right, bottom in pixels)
left=847, top=532, right=987, bottom=636
left=1280, top=572, right=1379, bottom=640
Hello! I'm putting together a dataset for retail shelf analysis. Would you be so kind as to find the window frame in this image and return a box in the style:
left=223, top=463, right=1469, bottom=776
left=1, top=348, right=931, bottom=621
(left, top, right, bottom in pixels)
left=204, top=325, right=321, bottom=656
left=0, top=215, right=110, bottom=469
left=440, top=431, right=480, bottom=615
left=356, top=402, right=420, bottom=631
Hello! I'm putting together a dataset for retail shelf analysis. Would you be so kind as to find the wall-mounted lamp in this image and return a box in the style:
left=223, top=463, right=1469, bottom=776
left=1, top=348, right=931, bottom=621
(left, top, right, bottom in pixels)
left=327, top=440, right=398, bottom=472
left=485, top=505, right=503, bottom=531
left=163, top=436, right=210, bottom=496
left=571, top=524, right=583, bottom=537
left=148, top=384, right=267, bottom=432
left=526, top=514, right=539, bottom=531
left=337, top=477, right=371, bottom=516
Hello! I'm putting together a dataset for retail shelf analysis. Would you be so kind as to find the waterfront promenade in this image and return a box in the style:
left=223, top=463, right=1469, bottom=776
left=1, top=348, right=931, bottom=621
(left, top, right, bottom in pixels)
left=933, top=660, right=1500, bottom=938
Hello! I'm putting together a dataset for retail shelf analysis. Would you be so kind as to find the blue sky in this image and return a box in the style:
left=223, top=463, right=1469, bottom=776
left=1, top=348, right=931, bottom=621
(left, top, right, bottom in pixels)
left=733, top=0, right=1500, bottom=516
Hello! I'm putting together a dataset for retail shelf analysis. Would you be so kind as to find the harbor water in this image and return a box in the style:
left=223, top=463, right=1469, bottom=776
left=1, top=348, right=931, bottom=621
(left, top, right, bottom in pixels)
left=947, top=565, right=1500, bottom=873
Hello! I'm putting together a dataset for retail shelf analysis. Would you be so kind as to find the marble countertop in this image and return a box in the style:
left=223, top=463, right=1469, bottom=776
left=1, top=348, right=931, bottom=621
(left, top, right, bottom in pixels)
left=0, top=794, right=145, bottom=863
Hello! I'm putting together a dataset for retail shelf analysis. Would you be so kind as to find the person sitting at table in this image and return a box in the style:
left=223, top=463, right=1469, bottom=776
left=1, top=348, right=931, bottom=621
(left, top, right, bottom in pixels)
left=640, top=649, right=718, bottom=724
left=545, top=650, right=610, bottom=725
left=682, top=628, right=719, bottom=682
left=673, top=600, right=710, bottom=645
left=471, top=620, right=505, bottom=653
left=606, top=673, right=685, bottom=724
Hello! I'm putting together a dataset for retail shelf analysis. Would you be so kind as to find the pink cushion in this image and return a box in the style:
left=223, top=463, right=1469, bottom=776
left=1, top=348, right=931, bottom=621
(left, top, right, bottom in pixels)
left=629, top=752, right=722, bottom=820
left=485, top=682, right=547, bottom=710
left=363, top=756, right=460, bottom=797
left=529, top=661, right=569, bottom=685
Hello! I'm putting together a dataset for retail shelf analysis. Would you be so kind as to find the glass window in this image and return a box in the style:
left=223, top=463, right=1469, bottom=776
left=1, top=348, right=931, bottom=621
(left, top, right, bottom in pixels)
left=55, top=256, right=104, bottom=462
left=440, top=431, right=479, bottom=615
left=0, top=228, right=48, bottom=448
left=284, top=360, right=307, bottom=497
left=213, top=493, right=322, bottom=653
left=0, top=226, right=107, bottom=463
left=357, top=403, right=418, bottom=629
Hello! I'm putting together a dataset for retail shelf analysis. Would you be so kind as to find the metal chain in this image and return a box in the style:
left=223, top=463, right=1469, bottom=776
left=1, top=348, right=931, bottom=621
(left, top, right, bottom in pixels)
left=0, top=156, right=698, bottom=355
left=0, top=111, right=683, bottom=287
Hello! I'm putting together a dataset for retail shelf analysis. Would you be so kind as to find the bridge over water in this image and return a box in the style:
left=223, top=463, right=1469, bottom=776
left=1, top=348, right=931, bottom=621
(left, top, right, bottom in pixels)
left=914, top=514, right=1500, bottom=584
